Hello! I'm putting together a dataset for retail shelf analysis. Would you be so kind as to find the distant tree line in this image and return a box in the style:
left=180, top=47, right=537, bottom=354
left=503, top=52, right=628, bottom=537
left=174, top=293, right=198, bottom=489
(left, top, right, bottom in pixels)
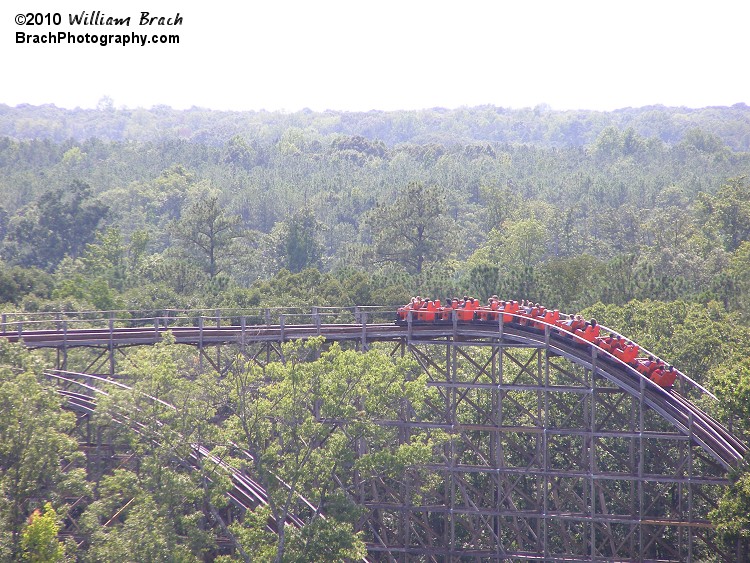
left=2, top=102, right=750, bottom=149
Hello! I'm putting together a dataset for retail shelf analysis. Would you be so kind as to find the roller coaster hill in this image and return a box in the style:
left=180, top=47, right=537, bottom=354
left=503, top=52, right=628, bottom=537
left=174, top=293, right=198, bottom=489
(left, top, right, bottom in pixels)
left=2, top=298, right=748, bottom=562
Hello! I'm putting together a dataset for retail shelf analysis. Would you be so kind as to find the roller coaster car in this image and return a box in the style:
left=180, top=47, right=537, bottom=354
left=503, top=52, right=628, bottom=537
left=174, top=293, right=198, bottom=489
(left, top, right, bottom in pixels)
left=395, top=307, right=536, bottom=330
left=394, top=309, right=466, bottom=325
left=395, top=302, right=677, bottom=391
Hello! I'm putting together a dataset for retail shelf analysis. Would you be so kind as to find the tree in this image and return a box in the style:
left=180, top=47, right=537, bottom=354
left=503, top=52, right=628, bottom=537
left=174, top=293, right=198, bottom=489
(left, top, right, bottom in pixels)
left=710, top=467, right=750, bottom=552
left=223, top=135, right=257, bottom=171
left=479, top=185, right=523, bottom=233
left=0, top=205, right=8, bottom=240
left=50, top=228, right=145, bottom=310
left=501, top=219, right=550, bottom=269
left=140, top=165, right=196, bottom=222
left=0, top=261, right=53, bottom=305
left=20, top=503, right=64, bottom=563
left=224, top=339, right=444, bottom=562
left=143, top=255, right=209, bottom=299
left=707, top=356, right=750, bottom=554
left=680, top=128, right=726, bottom=155
left=721, top=241, right=750, bottom=317
left=591, top=126, right=623, bottom=160
left=2, top=180, right=109, bottom=271
left=172, top=192, right=243, bottom=279
left=0, top=341, right=84, bottom=561
left=266, top=208, right=324, bottom=274
left=463, top=262, right=501, bottom=300
left=697, top=177, right=750, bottom=251
left=80, top=334, right=229, bottom=562
left=470, top=218, right=549, bottom=270
left=366, top=182, right=455, bottom=274
left=537, top=254, right=602, bottom=310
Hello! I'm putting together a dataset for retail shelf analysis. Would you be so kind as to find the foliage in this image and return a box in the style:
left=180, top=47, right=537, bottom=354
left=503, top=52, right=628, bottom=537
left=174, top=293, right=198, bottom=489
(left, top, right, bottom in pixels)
left=79, top=335, right=229, bottom=562
left=2, top=181, right=109, bottom=271
left=710, top=463, right=750, bottom=544
left=20, top=503, right=64, bottom=563
left=697, top=177, right=750, bottom=251
left=4, top=104, right=750, bottom=149
left=223, top=339, right=444, bottom=562
left=268, top=208, right=324, bottom=274
left=172, top=191, right=245, bottom=279
left=365, top=182, right=456, bottom=274
left=2, top=103, right=750, bottom=559
left=0, top=261, right=53, bottom=306
left=581, top=299, right=750, bottom=382
left=80, top=470, right=206, bottom=563
left=0, top=341, right=83, bottom=562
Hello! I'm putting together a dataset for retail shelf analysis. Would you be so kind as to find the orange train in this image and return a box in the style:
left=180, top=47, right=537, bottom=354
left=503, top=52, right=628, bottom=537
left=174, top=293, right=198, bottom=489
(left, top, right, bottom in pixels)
left=396, top=296, right=677, bottom=390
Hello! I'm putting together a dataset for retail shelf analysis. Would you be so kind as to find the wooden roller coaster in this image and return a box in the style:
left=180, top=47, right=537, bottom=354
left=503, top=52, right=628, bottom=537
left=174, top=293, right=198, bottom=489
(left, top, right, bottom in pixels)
left=3, top=306, right=747, bottom=561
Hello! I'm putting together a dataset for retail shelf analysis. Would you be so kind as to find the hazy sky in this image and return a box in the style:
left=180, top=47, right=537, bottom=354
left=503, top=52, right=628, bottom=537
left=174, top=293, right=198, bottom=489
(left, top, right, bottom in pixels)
left=3, top=0, right=748, bottom=112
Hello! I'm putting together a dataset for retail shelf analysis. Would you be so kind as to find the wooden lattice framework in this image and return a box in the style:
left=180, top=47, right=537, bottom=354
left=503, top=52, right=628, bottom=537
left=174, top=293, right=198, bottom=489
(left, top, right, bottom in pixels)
left=358, top=334, right=736, bottom=562
left=3, top=308, right=746, bottom=561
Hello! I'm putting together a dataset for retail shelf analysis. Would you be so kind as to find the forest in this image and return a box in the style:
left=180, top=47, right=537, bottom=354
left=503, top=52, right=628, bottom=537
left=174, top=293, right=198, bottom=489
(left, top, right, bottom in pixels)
left=0, top=102, right=749, bottom=561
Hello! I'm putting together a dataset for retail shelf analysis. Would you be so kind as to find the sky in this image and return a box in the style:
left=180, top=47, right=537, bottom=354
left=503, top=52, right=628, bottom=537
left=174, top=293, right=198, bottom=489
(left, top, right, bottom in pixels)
left=3, top=0, right=749, bottom=113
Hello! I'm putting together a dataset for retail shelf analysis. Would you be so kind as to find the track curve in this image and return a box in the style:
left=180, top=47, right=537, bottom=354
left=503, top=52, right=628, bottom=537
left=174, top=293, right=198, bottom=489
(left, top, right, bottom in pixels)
left=4, top=309, right=746, bottom=473
left=48, top=369, right=307, bottom=525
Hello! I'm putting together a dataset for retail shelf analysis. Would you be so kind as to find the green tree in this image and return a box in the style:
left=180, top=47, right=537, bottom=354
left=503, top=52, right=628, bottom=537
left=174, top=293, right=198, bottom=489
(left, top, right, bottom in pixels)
left=172, top=192, right=243, bottom=279
left=479, top=186, right=523, bottom=231
left=2, top=181, right=109, bottom=271
left=471, top=218, right=549, bottom=270
left=698, top=177, right=750, bottom=251
left=0, top=341, right=84, bottom=561
left=538, top=254, right=602, bottom=310
left=366, top=182, right=455, bottom=274
left=680, top=128, right=727, bottom=155
left=224, top=339, right=443, bottom=562
left=0, top=261, right=53, bottom=305
left=51, top=227, right=132, bottom=310
left=591, top=126, right=623, bottom=160
left=52, top=275, right=124, bottom=311
left=81, top=470, right=206, bottom=563
left=142, top=255, right=208, bottom=300
left=581, top=299, right=750, bottom=381
left=722, top=241, right=750, bottom=317
left=707, top=356, right=750, bottom=554
left=710, top=467, right=750, bottom=550
left=80, top=335, right=229, bottom=562
left=52, top=227, right=175, bottom=312
left=269, top=208, right=324, bottom=274
left=463, top=262, right=501, bottom=300
left=143, top=165, right=196, bottom=222
left=223, top=135, right=257, bottom=171
left=0, top=205, right=8, bottom=240
left=502, top=219, right=549, bottom=269
left=20, top=503, right=64, bottom=563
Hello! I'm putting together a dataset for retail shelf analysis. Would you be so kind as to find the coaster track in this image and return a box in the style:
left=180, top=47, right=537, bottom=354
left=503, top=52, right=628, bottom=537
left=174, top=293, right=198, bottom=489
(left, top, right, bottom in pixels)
left=48, top=369, right=310, bottom=526
left=2, top=309, right=744, bottom=469
left=3, top=307, right=748, bottom=561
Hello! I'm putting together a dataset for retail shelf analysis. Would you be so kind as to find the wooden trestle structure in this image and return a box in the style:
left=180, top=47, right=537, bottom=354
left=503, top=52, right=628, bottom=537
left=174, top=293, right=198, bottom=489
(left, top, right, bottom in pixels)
left=2, top=307, right=747, bottom=562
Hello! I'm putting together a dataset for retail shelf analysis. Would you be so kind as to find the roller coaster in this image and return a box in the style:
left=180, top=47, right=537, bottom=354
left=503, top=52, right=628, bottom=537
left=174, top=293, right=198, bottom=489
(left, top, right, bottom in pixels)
left=48, top=369, right=312, bottom=526
left=2, top=305, right=748, bottom=561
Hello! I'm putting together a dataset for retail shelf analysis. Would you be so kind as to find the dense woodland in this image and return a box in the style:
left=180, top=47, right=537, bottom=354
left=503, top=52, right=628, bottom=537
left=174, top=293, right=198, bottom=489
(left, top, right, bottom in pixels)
left=1, top=103, right=750, bottom=561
